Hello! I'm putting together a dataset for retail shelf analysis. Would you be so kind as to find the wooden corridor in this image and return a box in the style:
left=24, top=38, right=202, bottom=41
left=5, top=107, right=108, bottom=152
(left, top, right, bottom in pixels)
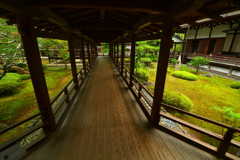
left=23, top=56, right=220, bottom=160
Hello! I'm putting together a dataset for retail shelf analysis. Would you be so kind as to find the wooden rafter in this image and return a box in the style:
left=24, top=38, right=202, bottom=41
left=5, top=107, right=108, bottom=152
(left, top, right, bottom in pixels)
left=25, top=0, right=167, bottom=14
left=197, top=8, right=222, bottom=22
left=179, top=16, right=198, bottom=27
left=64, top=9, right=96, bottom=19
left=71, top=22, right=131, bottom=30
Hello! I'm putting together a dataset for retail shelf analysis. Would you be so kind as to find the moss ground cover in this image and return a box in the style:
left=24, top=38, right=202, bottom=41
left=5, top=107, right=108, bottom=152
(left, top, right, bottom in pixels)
left=148, top=65, right=240, bottom=146
left=0, top=68, right=73, bottom=144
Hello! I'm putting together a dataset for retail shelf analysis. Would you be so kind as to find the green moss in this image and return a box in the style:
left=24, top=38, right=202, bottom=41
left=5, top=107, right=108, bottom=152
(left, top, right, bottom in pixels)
left=230, top=81, right=240, bottom=89
left=20, top=74, right=31, bottom=80
left=1, top=73, right=22, bottom=82
left=0, top=81, right=20, bottom=97
left=163, top=91, right=193, bottom=112
left=172, top=71, right=198, bottom=81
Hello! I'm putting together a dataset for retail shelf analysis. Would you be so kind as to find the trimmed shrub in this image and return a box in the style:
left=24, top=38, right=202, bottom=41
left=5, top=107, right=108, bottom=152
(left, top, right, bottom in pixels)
left=42, top=64, right=48, bottom=70
left=134, top=68, right=150, bottom=83
left=170, top=58, right=178, bottom=65
left=172, top=71, right=198, bottom=81
left=1, top=73, right=22, bottom=82
left=21, top=74, right=31, bottom=80
left=230, top=82, right=240, bottom=89
left=163, top=91, right=193, bottom=112
left=0, top=81, right=20, bottom=96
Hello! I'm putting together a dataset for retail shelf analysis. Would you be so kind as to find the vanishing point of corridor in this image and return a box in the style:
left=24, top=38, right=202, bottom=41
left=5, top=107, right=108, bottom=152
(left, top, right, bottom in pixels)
left=24, top=56, right=220, bottom=160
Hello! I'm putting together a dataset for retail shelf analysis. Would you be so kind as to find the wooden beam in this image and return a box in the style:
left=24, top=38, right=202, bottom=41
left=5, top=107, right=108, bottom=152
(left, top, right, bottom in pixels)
left=121, top=38, right=125, bottom=74
left=81, top=38, right=87, bottom=74
left=26, top=0, right=167, bottom=14
left=151, top=19, right=175, bottom=124
left=124, top=32, right=162, bottom=42
left=179, top=17, right=198, bottom=27
left=132, top=0, right=204, bottom=33
left=197, top=8, right=222, bottom=22
left=229, top=0, right=240, bottom=7
left=64, top=9, right=96, bottom=19
left=130, top=34, right=136, bottom=87
left=71, top=22, right=131, bottom=30
left=34, top=29, right=68, bottom=40
left=67, top=33, right=78, bottom=89
left=99, top=9, right=105, bottom=21
left=16, top=13, right=56, bottom=132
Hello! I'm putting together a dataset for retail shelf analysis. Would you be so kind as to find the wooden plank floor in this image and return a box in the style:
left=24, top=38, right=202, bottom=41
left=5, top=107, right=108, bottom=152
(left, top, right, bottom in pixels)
left=24, top=56, right=221, bottom=160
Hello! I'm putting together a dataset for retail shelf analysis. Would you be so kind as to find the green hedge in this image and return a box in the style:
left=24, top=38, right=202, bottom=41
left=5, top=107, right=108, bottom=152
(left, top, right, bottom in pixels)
left=1, top=73, right=22, bottom=82
left=230, top=82, right=240, bottom=89
left=172, top=71, right=198, bottom=81
left=134, top=68, right=150, bottom=83
left=0, top=81, right=20, bottom=96
left=163, top=91, right=193, bottom=112
left=21, top=74, right=31, bottom=80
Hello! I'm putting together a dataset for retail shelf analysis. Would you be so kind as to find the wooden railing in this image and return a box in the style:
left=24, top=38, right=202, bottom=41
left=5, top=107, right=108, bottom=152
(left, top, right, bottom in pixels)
left=0, top=60, right=94, bottom=156
left=183, top=53, right=240, bottom=66
left=113, top=60, right=240, bottom=159
left=0, top=112, right=45, bottom=152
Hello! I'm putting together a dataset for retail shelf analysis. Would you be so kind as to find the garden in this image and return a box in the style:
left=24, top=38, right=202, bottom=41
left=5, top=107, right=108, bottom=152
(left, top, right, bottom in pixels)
left=0, top=18, right=76, bottom=143
left=125, top=40, right=240, bottom=153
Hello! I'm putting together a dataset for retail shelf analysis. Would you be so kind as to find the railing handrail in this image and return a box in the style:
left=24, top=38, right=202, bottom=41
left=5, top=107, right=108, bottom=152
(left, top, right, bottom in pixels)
left=0, top=112, right=44, bottom=135
left=160, top=103, right=240, bottom=133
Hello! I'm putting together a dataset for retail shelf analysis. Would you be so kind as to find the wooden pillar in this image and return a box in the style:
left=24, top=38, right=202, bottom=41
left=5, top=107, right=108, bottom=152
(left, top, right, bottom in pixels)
left=67, top=33, right=78, bottom=89
left=95, top=44, right=98, bottom=57
left=151, top=19, right=175, bottom=124
left=117, top=41, right=119, bottom=68
left=81, top=38, right=86, bottom=74
left=130, top=34, right=136, bottom=87
left=109, top=42, right=112, bottom=59
left=17, top=13, right=56, bottom=132
left=113, top=42, right=116, bottom=63
left=217, top=129, right=235, bottom=157
left=121, top=38, right=125, bottom=74
left=87, top=40, right=91, bottom=67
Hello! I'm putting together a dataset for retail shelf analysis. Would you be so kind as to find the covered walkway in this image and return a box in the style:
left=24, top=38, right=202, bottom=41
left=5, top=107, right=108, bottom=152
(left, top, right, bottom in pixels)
left=24, top=56, right=219, bottom=160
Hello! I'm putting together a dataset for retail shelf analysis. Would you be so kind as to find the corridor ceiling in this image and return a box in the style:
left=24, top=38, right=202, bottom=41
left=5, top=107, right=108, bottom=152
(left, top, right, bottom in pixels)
left=0, top=0, right=240, bottom=42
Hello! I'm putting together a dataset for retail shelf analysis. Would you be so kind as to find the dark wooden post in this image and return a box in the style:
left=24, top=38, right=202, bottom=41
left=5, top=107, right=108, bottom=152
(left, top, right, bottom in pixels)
left=130, top=34, right=136, bottom=87
left=67, top=33, right=78, bottom=89
left=117, top=40, right=119, bottom=68
left=17, top=13, right=56, bottom=132
left=81, top=38, right=86, bottom=74
left=151, top=19, right=175, bottom=124
left=113, top=42, right=116, bottom=63
left=217, top=129, right=235, bottom=157
left=121, top=38, right=125, bottom=74
left=87, top=40, right=91, bottom=67
left=109, top=42, right=112, bottom=59
left=95, top=43, right=98, bottom=57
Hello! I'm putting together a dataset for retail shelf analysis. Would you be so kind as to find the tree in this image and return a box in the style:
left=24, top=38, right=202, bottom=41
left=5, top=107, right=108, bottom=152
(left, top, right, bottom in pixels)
left=0, top=18, right=29, bottom=79
left=190, top=56, right=211, bottom=73
left=211, top=107, right=240, bottom=138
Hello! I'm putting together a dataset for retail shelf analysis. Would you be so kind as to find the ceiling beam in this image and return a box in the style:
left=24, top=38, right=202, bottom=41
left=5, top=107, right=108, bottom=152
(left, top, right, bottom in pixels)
left=179, top=17, right=198, bottom=27
left=197, top=8, right=222, bottom=22
left=0, top=0, right=84, bottom=36
left=71, top=22, right=132, bottom=30
left=35, top=29, right=68, bottom=40
left=132, top=0, right=205, bottom=33
left=25, top=0, right=167, bottom=14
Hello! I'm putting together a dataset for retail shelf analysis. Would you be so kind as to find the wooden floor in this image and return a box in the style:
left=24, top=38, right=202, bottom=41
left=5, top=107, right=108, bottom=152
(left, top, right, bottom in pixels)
left=24, top=56, right=220, bottom=160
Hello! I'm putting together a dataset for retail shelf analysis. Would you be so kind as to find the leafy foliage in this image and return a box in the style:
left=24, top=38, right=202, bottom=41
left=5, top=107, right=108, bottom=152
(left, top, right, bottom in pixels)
left=170, top=58, right=178, bottom=65
left=20, top=74, right=31, bottom=80
left=1, top=73, right=22, bottom=82
left=0, top=81, right=20, bottom=96
left=190, top=57, right=211, bottom=73
left=0, top=18, right=24, bottom=79
left=134, top=68, right=150, bottom=83
left=163, top=91, right=193, bottom=112
left=211, top=107, right=240, bottom=138
left=172, top=71, right=198, bottom=81
left=230, top=81, right=240, bottom=89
